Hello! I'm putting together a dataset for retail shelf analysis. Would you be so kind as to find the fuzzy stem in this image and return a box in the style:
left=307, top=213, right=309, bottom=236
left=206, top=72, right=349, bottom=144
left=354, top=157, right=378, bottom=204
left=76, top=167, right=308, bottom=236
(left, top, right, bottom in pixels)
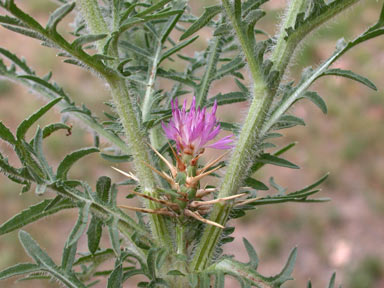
left=195, top=37, right=221, bottom=108
left=107, top=75, right=171, bottom=246
left=270, top=0, right=306, bottom=72
left=176, top=222, right=186, bottom=255
left=76, top=0, right=110, bottom=51
left=142, top=44, right=162, bottom=122
left=192, top=0, right=362, bottom=271
left=191, top=0, right=274, bottom=270
left=271, top=0, right=361, bottom=75
left=77, top=0, right=171, bottom=246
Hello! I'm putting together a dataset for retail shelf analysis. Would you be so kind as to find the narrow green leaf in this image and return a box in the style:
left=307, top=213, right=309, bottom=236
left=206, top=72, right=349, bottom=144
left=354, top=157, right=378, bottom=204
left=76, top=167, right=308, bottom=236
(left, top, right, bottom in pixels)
left=18, top=230, right=57, bottom=267
left=155, top=248, right=167, bottom=271
left=96, top=176, right=111, bottom=203
left=66, top=202, right=91, bottom=247
left=18, top=230, right=87, bottom=288
left=321, top=68, right=377, bottom=91
left=167, top=270, right=185, bottom=276
left=72, top=34, right=108, bottom=50
left=274, top=114, right=305, bottom=130
left=0, top=263, right=40, bottom=280
left=242, top=238, right=258, bottom=269
left=87, top=216, right=102, bottom=254
left=180, top=5, right=222, bottom=40
left=0, top=121, right=16, bottom=145
left=135, top=0, right=172, bottom=18
left=159, top=36, right=198, bottom=64
left=328, top=273, right=336, bottom=288
left=43, top=195, right=63, bottom=211
left=255, top=153, right=300, bottom=169
left=61, top=241, right=77, bottom=273
left=301, top=91, right=327, bottom=114
left=234, top=0, right=242, bottom=20
left=0, top=198, right=75, bottom=235
left=159, top=0, right=185, bottom=43
left=1, top=24, right=45, bottom=41
left=219, top=122, right=240, bottom=134
left=18, top=75, right=70, bottom=102
left=157, top=68, right=197, bottom=87
left=213, top=56, right=245, bottom=80
left=0, top=14, right=27, bottom=27
left=0, top=47, right=33, bottom=74
left=100, top=153, right=132, bottom=163
left=244, top=177, right=269, bottom=190
left=207, top=92, right=248, bottom=107
left=107, top=261, right=123, bottom=288
left=214, top=272, right=225, bottom=288
left=108, top=217, right=121, bottom=257
left=147, top=248, right=158, bottom=279
left=56, top=147, right=99, bottom=179
left=46, top=2, right=76, bottom=32
left=289, top=173, right=329, bottom=196
left=42, top=122, right=71, bottom=138
left=273, top=247, right=297, bottom=285
left=33, top=127, right=54, bottom=180
left=16, top=98, right=62, bottom=140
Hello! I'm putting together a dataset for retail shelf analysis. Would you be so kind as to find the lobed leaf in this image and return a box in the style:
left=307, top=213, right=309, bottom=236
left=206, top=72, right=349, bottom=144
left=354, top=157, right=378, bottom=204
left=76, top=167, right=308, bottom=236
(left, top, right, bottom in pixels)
left=0, top=263, right=40, bottom=280
left=107, top=260, right=123, bottom=288
left=180, top=5, right=222, bottom=40
left=87, top=216, right=103, bottom=254
left=96, top=176, right=112, bottom=203
left=0, top=198, right=75, bottom=236
left=16, top=98, right=62, bottom=140
left=72, top=34, right=108, bottom=50
left=56, top=147, right=99, bottom=179
left=66, top=202, right=91, bottom=247
left=301, top=91, right=328, bottom=114
left=320, top=68, right=377, bottom=91
left=242, top=238, right=258, bottom=269
left=46, top=2, right=76, bottom=32
left=0, top=47, right=34, bottom=74
left=253, top=153, right=300, bottom=170
left=0, top=121, right=16, bottom=145
left=244, top=177, right=268, bottom=190
left=18, top=230, right=86, bottom=288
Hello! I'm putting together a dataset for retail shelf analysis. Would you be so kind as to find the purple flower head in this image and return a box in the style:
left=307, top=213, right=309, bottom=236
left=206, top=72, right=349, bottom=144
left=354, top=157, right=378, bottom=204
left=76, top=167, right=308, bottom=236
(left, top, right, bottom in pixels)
left=162, top=97, right=233, bottom=156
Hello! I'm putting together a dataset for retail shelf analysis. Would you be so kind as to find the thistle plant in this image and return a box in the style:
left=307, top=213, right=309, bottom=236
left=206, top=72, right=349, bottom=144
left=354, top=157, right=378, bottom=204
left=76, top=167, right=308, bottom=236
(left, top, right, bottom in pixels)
left=0, top=0, right=383, bottom=287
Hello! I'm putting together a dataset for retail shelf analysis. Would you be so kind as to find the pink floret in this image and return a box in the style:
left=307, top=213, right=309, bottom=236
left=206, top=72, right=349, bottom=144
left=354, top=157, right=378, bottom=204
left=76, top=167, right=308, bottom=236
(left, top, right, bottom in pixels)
left=162, top=97, right=233, bottom=155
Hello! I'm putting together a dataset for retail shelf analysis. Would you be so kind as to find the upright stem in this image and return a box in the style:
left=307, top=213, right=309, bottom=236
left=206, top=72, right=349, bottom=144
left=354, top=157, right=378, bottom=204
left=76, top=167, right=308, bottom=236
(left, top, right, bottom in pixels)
left=191, top=0, right=306, bottom=271
left=176, top=222, right=186, bottom=255
left=76, top=0, right=110, bottom=51
left=77, top=0, right=171, bottom=246
left=107, top=76, right=171, bottom=245
left=142, top=44, right=162, bottom=122
left=270, top=0, right=306, bottom=72
left=195, top=37, right=221, bottom=108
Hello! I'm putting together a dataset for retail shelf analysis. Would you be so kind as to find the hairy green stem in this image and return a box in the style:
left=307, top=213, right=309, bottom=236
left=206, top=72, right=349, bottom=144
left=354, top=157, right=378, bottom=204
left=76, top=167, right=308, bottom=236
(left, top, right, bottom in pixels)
left=142, top=44, right=162, bottom=122
left=270, top=0, right=306, bottom=72
left=191, top=0, right=303, bottom=271
left=191, top=0, right=362, bottom=271
left=107, top=75, right=171, bottom=245
left=271, top=0, right=361, bottom=75
left=191, top=0, right=271, bottom=271
left=76, top=0, right=171, bottom=246
left=76, top=0, right=110, bottom=51
left=195, top=37, right=221, bottom=108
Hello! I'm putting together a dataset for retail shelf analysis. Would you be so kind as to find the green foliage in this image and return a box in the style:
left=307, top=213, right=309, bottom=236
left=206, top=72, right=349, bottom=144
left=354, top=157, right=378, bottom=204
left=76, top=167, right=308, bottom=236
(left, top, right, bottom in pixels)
left=0, top=0, right=383, bottom=287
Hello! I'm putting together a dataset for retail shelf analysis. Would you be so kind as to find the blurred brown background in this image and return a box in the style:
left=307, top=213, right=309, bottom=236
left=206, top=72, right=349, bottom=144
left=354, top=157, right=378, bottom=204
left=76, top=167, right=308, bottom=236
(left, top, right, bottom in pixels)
left=0, top=0, right=384, bottom=287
